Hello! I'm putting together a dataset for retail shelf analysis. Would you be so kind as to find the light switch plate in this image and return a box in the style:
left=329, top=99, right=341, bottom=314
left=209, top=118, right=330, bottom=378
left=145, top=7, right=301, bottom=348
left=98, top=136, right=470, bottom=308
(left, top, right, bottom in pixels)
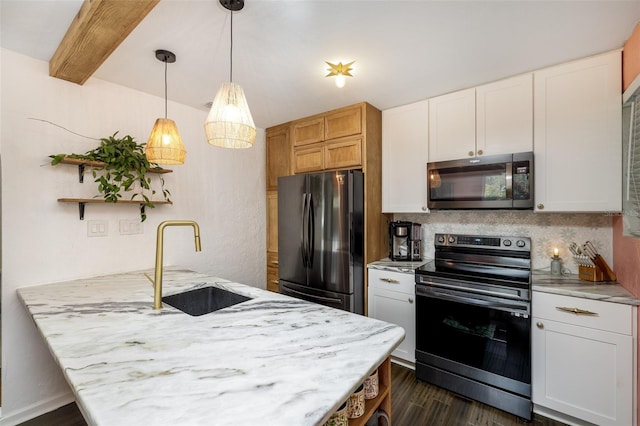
left=87, top=220, right=108, bottom=237
left=119, top=219, right=143, bottom=235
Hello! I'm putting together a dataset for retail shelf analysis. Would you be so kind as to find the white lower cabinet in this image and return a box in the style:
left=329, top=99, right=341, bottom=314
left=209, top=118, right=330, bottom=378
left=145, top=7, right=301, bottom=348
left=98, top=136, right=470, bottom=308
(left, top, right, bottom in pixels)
left=367, top=268, right=416, bottom=365
left=532, top=292, right=637, bottom=425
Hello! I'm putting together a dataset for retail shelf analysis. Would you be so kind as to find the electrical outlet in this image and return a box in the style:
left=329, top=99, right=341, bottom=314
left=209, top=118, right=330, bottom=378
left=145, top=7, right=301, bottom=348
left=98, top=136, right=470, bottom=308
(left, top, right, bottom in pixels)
left=87, top=220, right=108, bottom=237
left=119, top=219, right=143, bottom=235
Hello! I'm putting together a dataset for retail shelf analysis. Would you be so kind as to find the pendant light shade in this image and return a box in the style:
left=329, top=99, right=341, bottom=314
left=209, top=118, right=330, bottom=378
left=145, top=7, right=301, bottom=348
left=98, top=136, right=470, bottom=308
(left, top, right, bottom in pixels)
left=205, top=82, right=256, bottom=148
left=204, top=0, right=256, bottom=149
left=146, top=49, right=187, bottom=164
left=146, top=118, right=187, bottom=164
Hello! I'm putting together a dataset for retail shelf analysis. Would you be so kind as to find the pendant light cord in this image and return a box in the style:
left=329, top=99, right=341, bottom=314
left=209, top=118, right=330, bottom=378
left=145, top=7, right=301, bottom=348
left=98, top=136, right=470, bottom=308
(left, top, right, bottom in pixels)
left=229, top=10, right=234, bottom=83
left=164, top=57, right=168, bottom=118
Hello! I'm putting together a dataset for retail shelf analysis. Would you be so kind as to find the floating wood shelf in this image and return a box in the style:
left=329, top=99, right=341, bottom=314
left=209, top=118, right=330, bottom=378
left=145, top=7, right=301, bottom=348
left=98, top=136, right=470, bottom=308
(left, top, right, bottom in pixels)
left=58, top=198, right=172, bottom=220
left=58, top=157, right=172, bottom=183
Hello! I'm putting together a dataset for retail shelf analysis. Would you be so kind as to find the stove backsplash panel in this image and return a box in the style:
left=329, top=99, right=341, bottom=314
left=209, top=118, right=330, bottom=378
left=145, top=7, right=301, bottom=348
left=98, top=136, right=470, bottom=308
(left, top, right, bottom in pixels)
left=394, top=211, right=612, bottom=273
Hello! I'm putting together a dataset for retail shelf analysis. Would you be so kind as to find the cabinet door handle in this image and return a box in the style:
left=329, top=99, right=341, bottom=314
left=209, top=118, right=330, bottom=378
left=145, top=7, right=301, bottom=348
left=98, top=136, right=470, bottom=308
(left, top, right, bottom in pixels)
left=270, top=280, right=279, bottom=285
left=408, top=297, right=414, bottom=304
left=468, top=151, right=474, bottom=157
left=536, top=321, right=544, bottom=329
left=270, top=261, right=279, bottom=266
left=476, top=149, right=483, bottom=156
left=380, top=278, right=400, bottom=284
left=556, top=306, right=598, bottom=316
left=421, top=206, right=427, bottom=211
left=537, top=203, right=544, bottom=210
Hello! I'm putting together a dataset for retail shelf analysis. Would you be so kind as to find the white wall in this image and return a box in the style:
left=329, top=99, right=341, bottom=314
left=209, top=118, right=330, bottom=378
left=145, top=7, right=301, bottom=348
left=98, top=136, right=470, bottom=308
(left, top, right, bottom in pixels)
left=0, top=48, right=266, bottom=424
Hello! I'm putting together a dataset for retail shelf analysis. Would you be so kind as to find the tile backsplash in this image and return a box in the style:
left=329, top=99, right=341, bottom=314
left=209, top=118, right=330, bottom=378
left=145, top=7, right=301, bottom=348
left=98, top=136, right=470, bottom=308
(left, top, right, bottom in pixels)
left=394, top=211, right=613, bottom=274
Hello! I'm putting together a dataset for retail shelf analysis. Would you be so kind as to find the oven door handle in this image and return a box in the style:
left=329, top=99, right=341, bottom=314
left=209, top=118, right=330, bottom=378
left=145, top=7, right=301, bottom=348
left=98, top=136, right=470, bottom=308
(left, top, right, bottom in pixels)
left=416, top=285, right=529, bottom=314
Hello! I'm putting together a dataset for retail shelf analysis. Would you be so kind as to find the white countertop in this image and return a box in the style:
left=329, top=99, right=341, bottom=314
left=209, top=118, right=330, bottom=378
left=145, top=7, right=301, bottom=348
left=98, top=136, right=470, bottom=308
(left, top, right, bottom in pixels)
left=17, top=268, right=405, bottom=426
left=367, top=258, right=428, bottom=274
left=532, top=271, right=640, bottom=306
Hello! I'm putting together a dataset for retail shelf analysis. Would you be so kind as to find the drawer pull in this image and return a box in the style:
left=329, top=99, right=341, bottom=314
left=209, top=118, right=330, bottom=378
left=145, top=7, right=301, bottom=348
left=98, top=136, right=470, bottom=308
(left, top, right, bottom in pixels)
left=270, top=261, right=279, bottom=266
left=408, top=297, right=414, bottom=304
left=270, top=280, right=279, bottom=285
left=536, top=321, right=544, bottom=329
left=556, top=306, right=598, bottom=316
left=380, top=278, right=400, bottom=284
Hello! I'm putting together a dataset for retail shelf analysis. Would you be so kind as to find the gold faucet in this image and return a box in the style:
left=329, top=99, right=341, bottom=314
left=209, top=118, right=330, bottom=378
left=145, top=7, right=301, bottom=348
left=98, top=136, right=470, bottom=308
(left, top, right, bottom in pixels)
left=153, top=220, right=202, bottom=309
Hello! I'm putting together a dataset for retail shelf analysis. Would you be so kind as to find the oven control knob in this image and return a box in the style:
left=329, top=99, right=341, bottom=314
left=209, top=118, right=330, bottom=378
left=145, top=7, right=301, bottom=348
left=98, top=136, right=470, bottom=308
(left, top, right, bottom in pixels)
left=516, top=240, right=526, bottom=248
left=503, top=239, right=512, bottom=247
left=437, top=235, right=445, bottom=243
left=448, top=236, right=456, bottom=244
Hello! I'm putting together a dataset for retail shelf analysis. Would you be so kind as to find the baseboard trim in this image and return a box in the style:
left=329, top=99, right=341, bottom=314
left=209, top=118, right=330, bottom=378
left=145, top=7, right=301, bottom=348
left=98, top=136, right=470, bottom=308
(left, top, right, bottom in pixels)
left=0, top=391, right=75, bottom=426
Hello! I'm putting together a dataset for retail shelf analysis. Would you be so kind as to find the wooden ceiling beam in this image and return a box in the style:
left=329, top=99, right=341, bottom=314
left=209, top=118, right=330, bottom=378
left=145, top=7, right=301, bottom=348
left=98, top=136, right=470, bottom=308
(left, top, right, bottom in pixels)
left=49, top=0, right=160, bottom=85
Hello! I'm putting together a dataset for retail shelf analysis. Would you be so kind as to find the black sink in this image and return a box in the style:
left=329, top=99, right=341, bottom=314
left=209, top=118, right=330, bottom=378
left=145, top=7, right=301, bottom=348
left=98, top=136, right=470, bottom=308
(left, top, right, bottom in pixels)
left=162, top=286, right=251, bottom=316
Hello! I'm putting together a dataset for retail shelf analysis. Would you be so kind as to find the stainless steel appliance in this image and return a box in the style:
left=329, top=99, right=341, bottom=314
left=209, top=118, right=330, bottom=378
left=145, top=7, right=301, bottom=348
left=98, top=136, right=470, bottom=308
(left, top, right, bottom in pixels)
left=389, top=221, right=422, bottom=261
left=427, top=152, right=534, bottom=210
left=278, top=170, right=364, bottom=314
left=414, top=233, right=532, bottom=420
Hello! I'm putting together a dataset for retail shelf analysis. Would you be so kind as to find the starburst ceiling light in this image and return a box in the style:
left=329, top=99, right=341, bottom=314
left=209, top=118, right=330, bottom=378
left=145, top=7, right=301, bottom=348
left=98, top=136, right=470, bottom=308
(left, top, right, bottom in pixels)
left=326, top=61, right=355, bottom=88
left=146, top=49, right=187, bottom=165
left=204, top=0, right=256, bottom=149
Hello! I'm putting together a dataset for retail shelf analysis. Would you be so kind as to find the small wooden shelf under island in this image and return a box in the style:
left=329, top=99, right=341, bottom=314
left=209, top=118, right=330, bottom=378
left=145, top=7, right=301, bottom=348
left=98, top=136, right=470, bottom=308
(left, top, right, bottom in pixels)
left=58, top=198, right=172, bottom=220
left=349, top=357, right=392, bottom=426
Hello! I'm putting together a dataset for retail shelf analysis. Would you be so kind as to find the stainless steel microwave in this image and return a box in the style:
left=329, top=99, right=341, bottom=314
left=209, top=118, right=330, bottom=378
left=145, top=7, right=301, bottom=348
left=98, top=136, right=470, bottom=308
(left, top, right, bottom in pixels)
left=427, top=152, right=534, bottom=210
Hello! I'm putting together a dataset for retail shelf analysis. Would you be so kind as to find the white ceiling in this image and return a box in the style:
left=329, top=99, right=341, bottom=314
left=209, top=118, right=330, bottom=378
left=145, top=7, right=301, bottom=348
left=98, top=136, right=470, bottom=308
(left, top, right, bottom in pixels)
left=2, top=0, right=640, bottom=129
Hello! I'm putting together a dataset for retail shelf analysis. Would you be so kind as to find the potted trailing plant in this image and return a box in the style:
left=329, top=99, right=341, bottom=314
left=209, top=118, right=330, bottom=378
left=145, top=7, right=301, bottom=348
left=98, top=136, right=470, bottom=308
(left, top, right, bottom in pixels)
left=50, top=132, right=171, bottom=221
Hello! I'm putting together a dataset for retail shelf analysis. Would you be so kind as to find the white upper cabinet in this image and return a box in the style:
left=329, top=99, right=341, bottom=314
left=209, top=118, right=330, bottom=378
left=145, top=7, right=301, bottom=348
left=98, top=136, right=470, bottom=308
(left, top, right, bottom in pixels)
left=382, top=100, right=429, bottom=213
left=428, top=88, right=476, bottom=162
left=534, top=50, right=622, bottom=212
left=428, top=75, right=533, bottom=162
left=476, top=74, right=533, bottom=156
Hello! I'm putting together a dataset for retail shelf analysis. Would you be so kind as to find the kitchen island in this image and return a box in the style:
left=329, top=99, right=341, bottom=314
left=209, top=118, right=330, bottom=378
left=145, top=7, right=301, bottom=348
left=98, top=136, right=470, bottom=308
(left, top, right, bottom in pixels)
left=17, top=268, right=405, bottom=425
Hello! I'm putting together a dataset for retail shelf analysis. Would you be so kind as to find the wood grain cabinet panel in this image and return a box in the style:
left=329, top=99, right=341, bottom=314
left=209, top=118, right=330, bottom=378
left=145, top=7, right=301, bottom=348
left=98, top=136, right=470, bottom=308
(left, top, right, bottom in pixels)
left=324, top=138, right=362, bottom=170
left=292, top=117, right=324, bottom=146
left=325, top=105, right=362, bottom=140
left=293, top=146, right=324, bottom=173
left=265, top=124, right=291, bottom=191
left=266, top=191, right=278, bottom=253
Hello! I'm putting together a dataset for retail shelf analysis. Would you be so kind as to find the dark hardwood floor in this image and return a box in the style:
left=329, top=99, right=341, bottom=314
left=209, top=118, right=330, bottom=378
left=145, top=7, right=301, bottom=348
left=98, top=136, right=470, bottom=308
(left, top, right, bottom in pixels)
left=19, top=363, right=567, bottom=426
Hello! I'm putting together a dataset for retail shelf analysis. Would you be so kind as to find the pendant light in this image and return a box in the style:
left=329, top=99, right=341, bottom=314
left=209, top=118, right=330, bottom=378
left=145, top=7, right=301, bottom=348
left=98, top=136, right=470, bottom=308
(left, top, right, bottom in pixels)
left=146, top=49, right=187, bottom=165
left=204, top=0, right=256, bottom=149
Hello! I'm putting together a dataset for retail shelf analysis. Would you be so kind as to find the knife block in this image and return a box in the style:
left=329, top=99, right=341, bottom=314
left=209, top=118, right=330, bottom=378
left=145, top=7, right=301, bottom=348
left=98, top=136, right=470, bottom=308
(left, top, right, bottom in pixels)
left=578, top=265, right=605, bottom=282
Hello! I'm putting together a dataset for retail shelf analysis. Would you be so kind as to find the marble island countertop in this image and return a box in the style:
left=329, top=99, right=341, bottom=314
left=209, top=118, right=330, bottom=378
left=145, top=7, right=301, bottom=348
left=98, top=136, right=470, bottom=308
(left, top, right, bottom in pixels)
left=17, top=268, right=405, bottom=426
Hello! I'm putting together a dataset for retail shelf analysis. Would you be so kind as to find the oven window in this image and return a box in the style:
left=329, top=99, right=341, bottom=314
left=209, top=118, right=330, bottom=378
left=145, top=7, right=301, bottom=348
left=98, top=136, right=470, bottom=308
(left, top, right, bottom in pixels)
left=416, top=294, right=530, bottom=384
left=429, top=164, right=507, bottom=201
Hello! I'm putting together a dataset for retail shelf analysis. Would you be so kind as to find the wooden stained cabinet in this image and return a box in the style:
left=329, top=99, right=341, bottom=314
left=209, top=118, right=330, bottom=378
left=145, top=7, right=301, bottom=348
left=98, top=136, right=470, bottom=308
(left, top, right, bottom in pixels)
left=292, top=117, right=324, bottom=147
left=266, top=123, right=291, bottom=191
left=293, top=145, right=324, bottom=174
left=293, top=137, right=362, bottom=174
left=325, top=105, right=362, bottom=140
left=266, top=252, right=279, bottom=293
left=266, top=102, right=388, bottom=309
left=266, top=191, right=279, bottom=292
left=265, top=124, right=291, bottom=293
left=324, top=137, right=362, bottom=170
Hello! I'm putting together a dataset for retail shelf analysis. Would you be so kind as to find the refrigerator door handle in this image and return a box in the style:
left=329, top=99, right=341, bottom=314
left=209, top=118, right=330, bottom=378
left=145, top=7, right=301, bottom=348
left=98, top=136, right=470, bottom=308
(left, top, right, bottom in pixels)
left=301, top=193, right=308, bottom=268
left=308, top=193, right=314, bottom=267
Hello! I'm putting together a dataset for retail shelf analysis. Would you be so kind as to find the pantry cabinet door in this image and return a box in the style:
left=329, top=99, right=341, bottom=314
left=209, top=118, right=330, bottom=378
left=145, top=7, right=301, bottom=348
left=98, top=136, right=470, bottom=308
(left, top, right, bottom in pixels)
left=533, top=50, right=621, bottom=212
left=382, top=100, right=429, bottom=213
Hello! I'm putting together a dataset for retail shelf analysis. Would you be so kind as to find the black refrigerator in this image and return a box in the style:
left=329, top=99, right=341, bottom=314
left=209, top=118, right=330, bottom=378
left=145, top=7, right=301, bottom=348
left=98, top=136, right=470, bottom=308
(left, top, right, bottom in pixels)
left=277, top=170, right=364, bottom=314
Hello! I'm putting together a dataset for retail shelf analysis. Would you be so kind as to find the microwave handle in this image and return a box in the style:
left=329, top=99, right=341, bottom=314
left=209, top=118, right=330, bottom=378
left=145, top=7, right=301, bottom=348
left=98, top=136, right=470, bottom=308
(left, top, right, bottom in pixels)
left=505, top=162, right=512, bottom=200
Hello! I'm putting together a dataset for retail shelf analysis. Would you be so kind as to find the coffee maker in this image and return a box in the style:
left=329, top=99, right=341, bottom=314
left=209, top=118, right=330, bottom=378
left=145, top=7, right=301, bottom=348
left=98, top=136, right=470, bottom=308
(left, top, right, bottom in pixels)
left=389, top=221, right=422, bottom=261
